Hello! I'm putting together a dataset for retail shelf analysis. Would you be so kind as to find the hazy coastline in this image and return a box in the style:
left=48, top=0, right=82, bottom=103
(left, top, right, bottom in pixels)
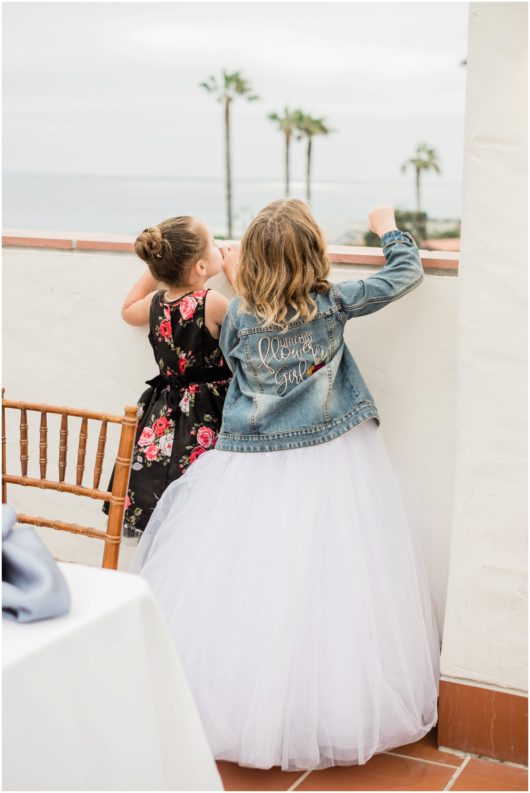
left=3, top=172, right=461, bottom=244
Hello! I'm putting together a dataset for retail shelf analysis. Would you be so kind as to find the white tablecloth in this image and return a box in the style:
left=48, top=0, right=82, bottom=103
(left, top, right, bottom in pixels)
left=3, top=563, right=224, bottom=791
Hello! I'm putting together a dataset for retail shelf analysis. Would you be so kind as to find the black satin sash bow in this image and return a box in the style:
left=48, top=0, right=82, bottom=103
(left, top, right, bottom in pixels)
left=145, top=364, right=232, bottom=410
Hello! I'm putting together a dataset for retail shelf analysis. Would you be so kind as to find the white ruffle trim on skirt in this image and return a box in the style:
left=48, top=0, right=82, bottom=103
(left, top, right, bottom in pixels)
left=131, top=418, right=440, bottom=771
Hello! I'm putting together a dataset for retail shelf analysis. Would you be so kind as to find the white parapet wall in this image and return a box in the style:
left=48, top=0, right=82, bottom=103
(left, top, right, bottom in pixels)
left=3, top=245, right=458, bottom=628
left=440, top=3, right=528, bottom=694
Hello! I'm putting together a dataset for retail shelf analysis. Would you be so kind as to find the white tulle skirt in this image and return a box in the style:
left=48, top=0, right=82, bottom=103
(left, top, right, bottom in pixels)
left=130, top=418, right=440, bottom=771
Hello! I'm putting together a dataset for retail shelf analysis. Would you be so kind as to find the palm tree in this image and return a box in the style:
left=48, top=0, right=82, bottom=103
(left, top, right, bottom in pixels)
left=295, top=112, right=333, bottom=204
left=401, top=143, right=441, bottom=214
left=200, top=70, right=258, bottom=238
left=268, top=107, right=302, bottom=197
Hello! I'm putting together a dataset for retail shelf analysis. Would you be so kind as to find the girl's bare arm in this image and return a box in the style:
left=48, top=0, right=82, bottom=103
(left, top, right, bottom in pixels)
left=205, top=289, right=229, bottom=339
left=121, top=271, right=164, bottom=326
left=219, top=244, right=239, bottom=287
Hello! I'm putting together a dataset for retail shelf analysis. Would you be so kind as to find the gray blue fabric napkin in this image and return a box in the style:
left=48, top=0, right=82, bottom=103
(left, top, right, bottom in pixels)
left=2, top=504, right=71, bottom=622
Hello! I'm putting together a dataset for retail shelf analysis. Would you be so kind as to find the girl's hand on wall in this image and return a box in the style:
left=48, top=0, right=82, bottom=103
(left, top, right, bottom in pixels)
left=368, top=205, right=398, bottom=238
left=220, top=243, right=240, bottom=286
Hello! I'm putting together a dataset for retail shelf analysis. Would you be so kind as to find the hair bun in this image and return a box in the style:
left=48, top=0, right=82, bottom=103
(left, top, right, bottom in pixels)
left=135, top=226, right=167, bottom=262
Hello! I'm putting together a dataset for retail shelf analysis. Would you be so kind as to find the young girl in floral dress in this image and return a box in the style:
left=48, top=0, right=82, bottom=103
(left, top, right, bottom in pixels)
left=105, top=216, right=235, bottom=538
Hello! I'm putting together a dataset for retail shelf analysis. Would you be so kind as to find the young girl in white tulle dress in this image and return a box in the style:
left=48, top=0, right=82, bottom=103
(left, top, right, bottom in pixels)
left=131, top=200, right=440, bottom=772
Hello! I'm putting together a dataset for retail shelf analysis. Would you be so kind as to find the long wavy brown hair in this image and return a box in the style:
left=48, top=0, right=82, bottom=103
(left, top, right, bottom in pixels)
left=234, top=199, right=331, bottom=326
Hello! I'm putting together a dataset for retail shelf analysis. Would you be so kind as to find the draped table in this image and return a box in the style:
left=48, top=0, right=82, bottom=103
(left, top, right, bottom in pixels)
left=3, top=562, right=224, bottom=791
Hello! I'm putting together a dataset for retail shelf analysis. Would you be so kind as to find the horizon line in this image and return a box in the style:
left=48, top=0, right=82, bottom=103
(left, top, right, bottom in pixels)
left=3, top=171, right=461, bottom=186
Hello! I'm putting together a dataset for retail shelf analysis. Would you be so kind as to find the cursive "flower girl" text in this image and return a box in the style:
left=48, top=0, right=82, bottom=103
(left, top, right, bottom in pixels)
left=256, top=332, right=326, bottom=395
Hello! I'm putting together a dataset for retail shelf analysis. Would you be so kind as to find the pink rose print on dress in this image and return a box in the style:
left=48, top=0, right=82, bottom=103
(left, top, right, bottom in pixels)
left=178, top=355, right=187, bottom=374
left=179, top=296, right=197, bottom=320
left=153, top=416, right=170, bottom=436
left=145, top=444, right=158, bottom=461
left=124, top=495, right=131, bottom=510
left=189, top=446, right=206, bottom=464
left=197, top=426, right=216, bottom=449
left=159, top=320, right=172, bottom=339
left=138, top=427, right=155, bottom=447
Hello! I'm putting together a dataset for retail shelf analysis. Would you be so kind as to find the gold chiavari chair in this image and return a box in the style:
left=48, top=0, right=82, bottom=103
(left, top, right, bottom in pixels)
left=2, top=388, right=137, bottom=569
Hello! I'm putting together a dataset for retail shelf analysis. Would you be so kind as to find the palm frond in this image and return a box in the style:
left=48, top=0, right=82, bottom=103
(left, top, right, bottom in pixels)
left=201, top=70, right=258, bottom=103
left=294, top=112, right=334, bottom=140
left=401, top=143, right=441, bottom=175
left=268, top=107, right=304, bottom=134
left=199, top=75, right=218, bottom=94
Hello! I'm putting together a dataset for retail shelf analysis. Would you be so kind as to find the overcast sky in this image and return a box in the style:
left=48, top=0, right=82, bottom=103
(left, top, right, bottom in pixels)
left=3, top=2, right=469, bottom=183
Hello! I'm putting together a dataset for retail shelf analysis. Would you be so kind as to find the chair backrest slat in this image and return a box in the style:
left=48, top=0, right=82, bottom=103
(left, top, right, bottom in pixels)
left=76, top=417, right=88, bottom=486
left=93, top=420, right=107, bottom=489
left=59, top=413, right=68, bottom=482
left=20, top=408, right=28, bottom=476
left=39, top=411, right=47, bottom=479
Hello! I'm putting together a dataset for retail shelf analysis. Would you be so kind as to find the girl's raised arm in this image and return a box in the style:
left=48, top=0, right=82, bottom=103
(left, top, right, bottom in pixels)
left=334, top=205, right=423, bottom=320
left=219, top=243, right=239, bottom=287
left=121, top=271, right=164, bottom=326
left=335, top=231, right=423, bottom=320
left=333, top=204, right=423, bottom=320
left=204, top=289, right=229, bottom=339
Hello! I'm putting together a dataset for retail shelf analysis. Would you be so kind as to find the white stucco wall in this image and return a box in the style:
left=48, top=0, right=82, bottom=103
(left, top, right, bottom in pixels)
left=3, top=246, right=457, bottom=625
left=440, top=3, right=527, bottom=693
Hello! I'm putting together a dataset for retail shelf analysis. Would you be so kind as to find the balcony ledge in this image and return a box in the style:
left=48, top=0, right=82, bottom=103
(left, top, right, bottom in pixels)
left=2, top=230, right=459, bottom=274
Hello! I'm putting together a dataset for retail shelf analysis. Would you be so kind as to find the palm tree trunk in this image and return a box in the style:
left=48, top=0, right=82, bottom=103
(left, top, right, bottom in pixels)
left=306, top=137, right=312, bottom=203
left=285, top=132, right=290, bottom=197
left=415, top=167, right=421, bottom=215
left=224, top=98, right=233, bottom=238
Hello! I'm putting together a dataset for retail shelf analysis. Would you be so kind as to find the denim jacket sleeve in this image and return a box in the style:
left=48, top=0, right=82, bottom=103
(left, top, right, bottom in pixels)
left=334, top=229, right=424, bottom=320
left=219, top=300, right=240, bottom=373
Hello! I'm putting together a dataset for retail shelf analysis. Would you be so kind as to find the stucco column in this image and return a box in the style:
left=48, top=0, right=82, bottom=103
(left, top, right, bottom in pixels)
left=438, top=2, right=527, bottom=762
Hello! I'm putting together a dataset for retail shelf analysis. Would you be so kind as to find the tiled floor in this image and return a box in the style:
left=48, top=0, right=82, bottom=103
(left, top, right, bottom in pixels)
left=216, top=728, right=528, bottom=791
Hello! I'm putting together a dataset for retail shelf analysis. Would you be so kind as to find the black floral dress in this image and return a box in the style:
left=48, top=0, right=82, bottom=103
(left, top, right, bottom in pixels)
left=105, top=288, right=232, bottom=538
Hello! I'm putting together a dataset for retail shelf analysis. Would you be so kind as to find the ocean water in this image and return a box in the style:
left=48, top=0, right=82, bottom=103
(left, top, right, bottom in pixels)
left=3, top=172, right=461, bottom=243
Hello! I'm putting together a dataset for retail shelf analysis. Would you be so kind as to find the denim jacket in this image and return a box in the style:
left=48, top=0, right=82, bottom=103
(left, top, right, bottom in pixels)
left=216, top=229, right=423, bottom=452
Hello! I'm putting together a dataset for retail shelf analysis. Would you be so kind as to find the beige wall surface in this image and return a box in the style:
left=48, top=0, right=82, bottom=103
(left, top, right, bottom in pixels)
left=440, top=3, right=528, bottom=693
left=3, top=246, right=457, bottom=627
